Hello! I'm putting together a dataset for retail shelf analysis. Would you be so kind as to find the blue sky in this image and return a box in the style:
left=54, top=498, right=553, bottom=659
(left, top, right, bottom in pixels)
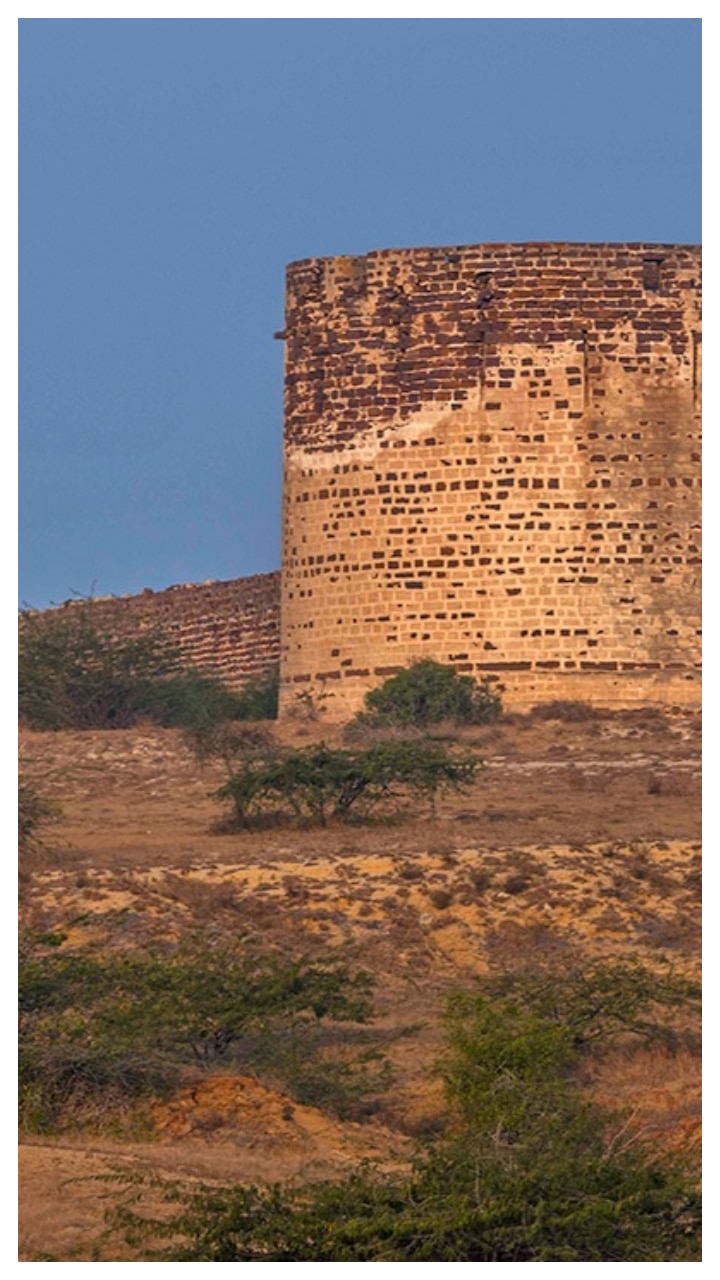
left=19, top=17, right=701, bottom=609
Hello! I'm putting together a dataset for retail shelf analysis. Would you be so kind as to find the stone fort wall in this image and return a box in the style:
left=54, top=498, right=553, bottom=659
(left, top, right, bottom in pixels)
left=279, top=242, right=701, bottom=718
left=26, top=573, right=281, bottom=691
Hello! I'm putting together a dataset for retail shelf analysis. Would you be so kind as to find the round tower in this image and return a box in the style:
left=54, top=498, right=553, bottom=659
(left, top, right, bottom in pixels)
left=279, top=242, right=701, bottom=719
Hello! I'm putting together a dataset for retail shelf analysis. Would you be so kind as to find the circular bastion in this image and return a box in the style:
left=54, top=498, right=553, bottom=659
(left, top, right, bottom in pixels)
left=278, top=242, right=701, bottom=719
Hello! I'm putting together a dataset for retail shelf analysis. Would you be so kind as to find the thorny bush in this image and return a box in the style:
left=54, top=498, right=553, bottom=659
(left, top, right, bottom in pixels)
left=19, top=934, right=378, bottom=1132
left=111, top=958, right=701, bottom=1262
left=215, top=739, right=480, bottom=827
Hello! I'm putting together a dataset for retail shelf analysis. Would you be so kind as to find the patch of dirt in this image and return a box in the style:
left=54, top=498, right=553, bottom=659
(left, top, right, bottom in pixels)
left=19, top=1074, right=411, bottom=1261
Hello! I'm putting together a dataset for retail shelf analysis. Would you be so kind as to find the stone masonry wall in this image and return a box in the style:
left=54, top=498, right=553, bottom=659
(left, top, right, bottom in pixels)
left=27, top=573, right=281, bottom=691
left=279, top=242, right=701, bottom=718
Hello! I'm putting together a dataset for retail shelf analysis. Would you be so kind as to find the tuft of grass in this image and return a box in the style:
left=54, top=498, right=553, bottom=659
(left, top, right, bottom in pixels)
left=467, top=867, right=493, bottom=894
left=502, top=873, right=532, bottom=896
left=648, top=772, right=692, bottom=797
left=19, top=780, right=61, bottom=850
left=427, top=888, right=454, bottom=910
left=528, top=700, right=600, bottom=722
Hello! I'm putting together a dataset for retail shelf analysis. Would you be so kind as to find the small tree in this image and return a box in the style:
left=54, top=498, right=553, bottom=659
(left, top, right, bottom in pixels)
left=215, top=739, right=479, bottom=828
left=362, top=660, right=501, bottom=728
left=18, top=609, right=182, bottom=730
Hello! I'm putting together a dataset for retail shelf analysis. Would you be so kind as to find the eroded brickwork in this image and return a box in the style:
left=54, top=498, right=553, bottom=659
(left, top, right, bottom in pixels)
left=29, top=574, right=280, bottom=690
left=280, top=243, right=701, bottom=717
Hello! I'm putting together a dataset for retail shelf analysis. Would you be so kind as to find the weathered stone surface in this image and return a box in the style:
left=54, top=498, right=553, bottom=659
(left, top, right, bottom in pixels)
left=279, top=242, right=701, bottom=718
left=24, top=573, right=280, bottom=691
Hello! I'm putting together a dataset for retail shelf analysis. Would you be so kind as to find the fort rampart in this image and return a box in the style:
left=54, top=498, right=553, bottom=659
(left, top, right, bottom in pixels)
left=25, top=573, right=281, bottom=691
left=279, top=242, right=701, bottom=718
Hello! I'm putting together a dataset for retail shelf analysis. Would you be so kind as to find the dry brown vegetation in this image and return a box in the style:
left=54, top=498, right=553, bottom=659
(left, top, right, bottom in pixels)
left=18, top=705, right=701, bottom=1261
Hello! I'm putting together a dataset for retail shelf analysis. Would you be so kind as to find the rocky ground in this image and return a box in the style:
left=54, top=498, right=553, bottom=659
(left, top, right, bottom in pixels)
left=18, top=706, right=701, bottom=1261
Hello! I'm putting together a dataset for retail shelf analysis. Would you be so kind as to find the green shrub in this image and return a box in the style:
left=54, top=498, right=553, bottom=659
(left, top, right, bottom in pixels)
left=231, top=666, right=279, bottom=721
left=129, top=960, right=700, bottom=1262
left=151, top=1143, right=699, bottom=1262
left=215, top=739, right=479, bottom=828
left=141, top=668, right=278, bottom=730
left=18, top=606, right=278, bottom=731
left=138, top=671, right=245, bottom=727
left=18, top=608, right=183, bottom=730
left=235, top=1023, right=392, bottom=1121
left=19, top=936, right=377, bottom=1132
left=464, top=958, right=701, bottom=1055
left=360, top=660, right=501, bottom=728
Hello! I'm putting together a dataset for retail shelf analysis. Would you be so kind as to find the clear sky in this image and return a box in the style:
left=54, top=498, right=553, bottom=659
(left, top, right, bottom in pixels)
left=19, top=17, right=701, bottom=609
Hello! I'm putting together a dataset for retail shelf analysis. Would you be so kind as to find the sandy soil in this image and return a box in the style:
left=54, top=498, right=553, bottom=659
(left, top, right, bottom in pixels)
left=18, top=709, right=701, bottom=1260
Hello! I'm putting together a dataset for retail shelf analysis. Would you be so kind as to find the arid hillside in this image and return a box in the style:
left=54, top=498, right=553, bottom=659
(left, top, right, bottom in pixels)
left=19, top=705, right=701, bottom=1261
